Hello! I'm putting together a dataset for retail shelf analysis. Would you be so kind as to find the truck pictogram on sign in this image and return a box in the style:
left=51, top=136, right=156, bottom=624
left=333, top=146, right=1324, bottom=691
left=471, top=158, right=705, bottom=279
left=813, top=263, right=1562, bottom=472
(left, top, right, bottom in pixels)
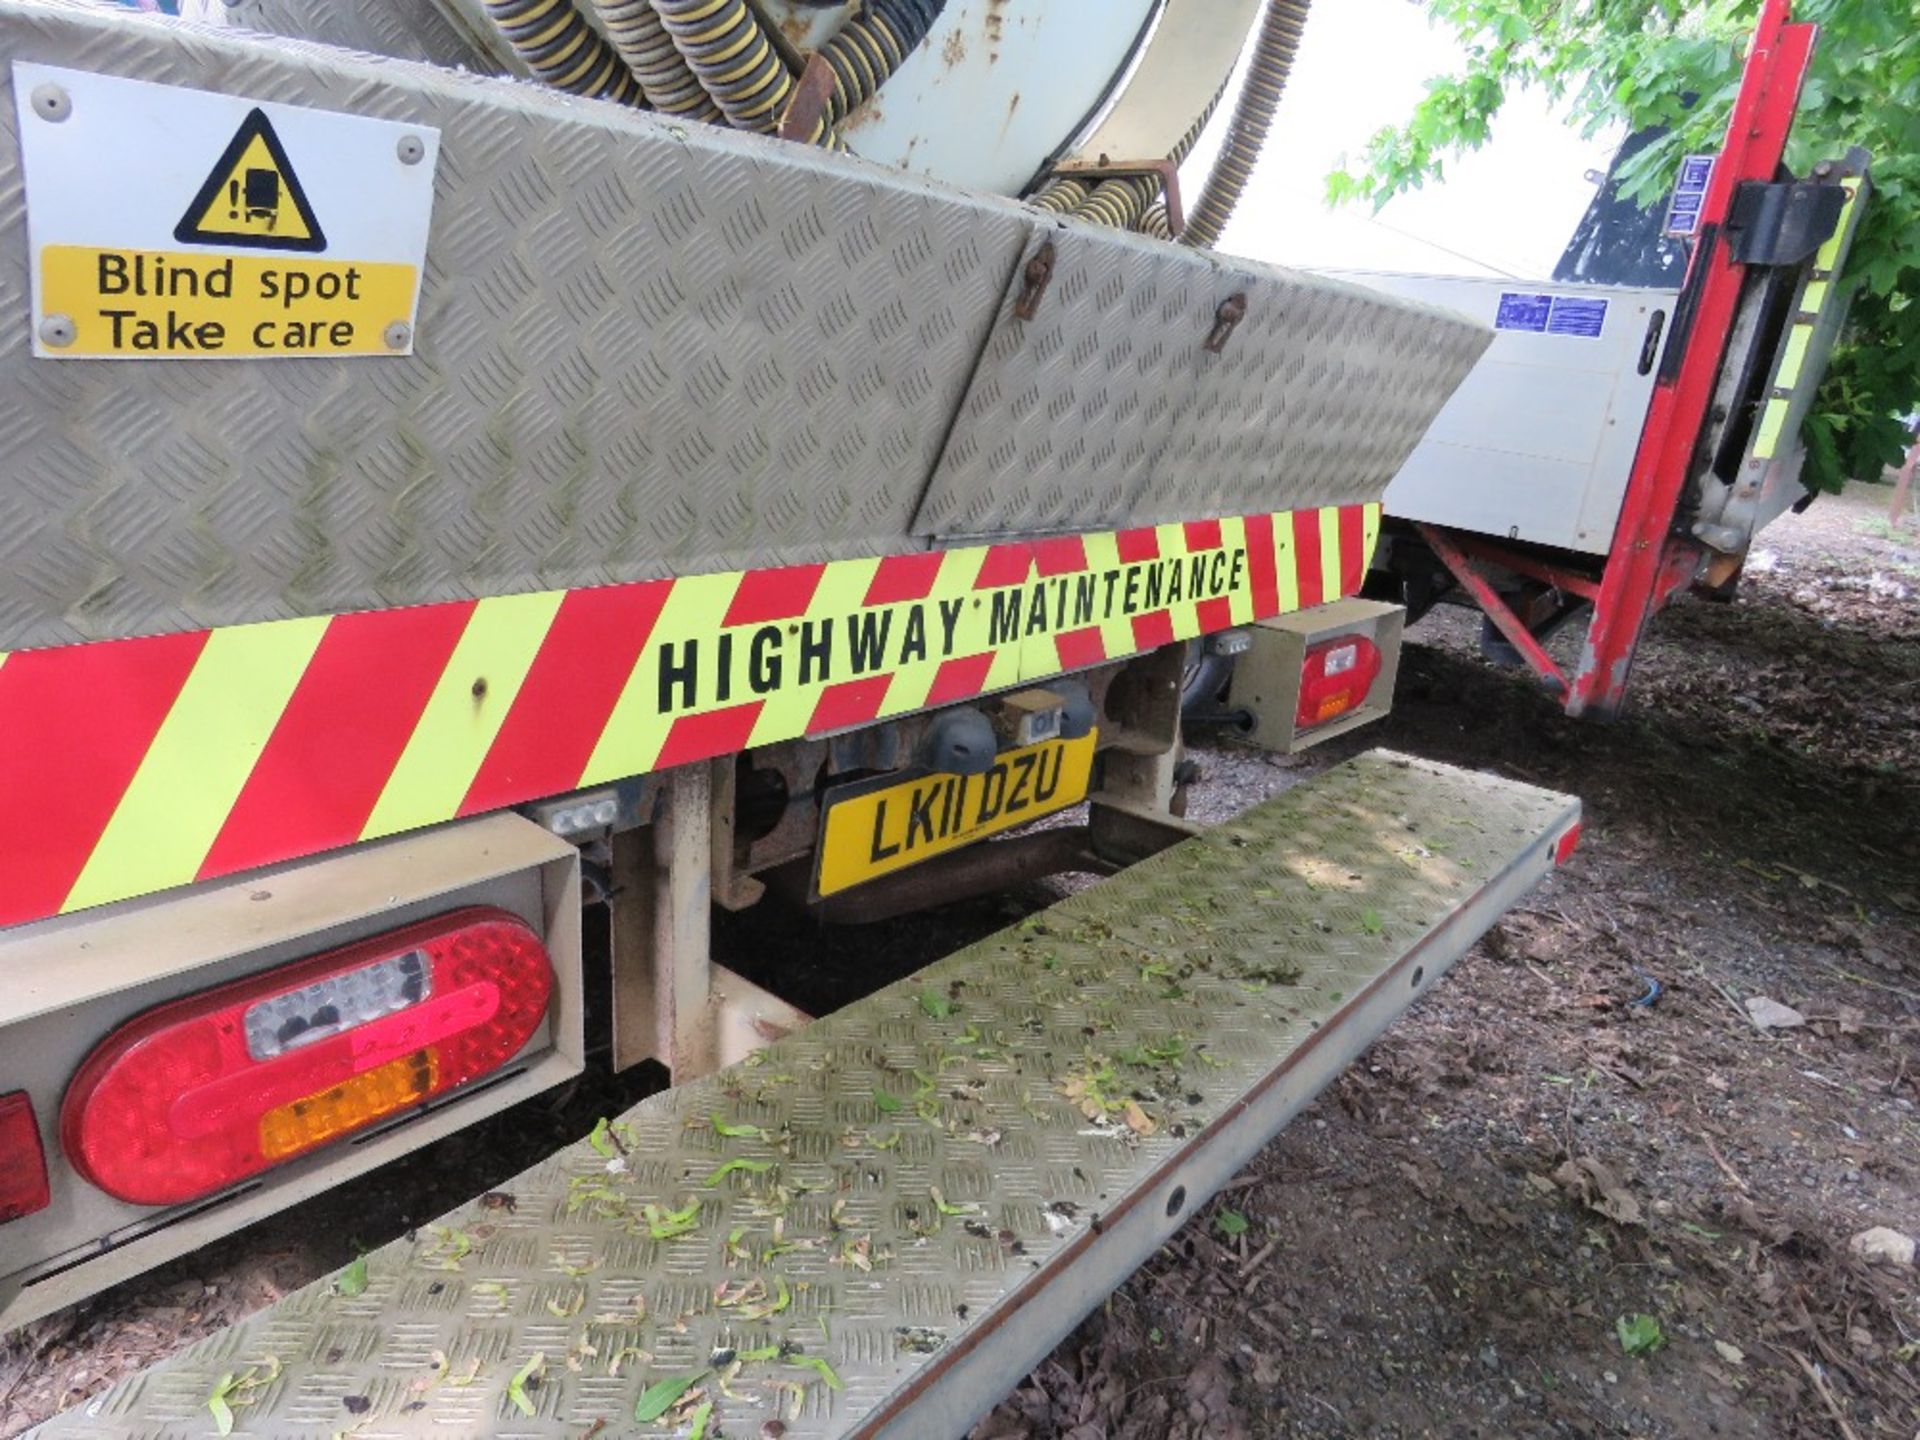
left=173, top=107, right=326, bottom=251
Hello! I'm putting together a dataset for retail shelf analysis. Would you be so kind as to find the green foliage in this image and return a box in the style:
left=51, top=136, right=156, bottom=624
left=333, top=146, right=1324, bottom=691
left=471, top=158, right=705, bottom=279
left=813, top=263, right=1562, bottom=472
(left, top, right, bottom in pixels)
left=1615, top=1311, right=1667, bottom=1356
left=1331, top=0, right=1920, bottom=489
left=1214, top=1208, right=1251, bottom=1238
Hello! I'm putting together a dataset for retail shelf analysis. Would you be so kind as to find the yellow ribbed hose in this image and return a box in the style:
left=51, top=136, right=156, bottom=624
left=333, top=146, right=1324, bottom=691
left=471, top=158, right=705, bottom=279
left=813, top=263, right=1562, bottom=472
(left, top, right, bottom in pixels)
left=481, top=0, right=644, bottom=104
left=591, top=0, right=725, bottom=120
left=786, top=0, right=945, bottom=147
left=647, top=0, right=795, bottom=133
left=1070, top=174, right=1158, bottom=229
left=1039, top=57, right=1220, bottom=234
left=1182, top=0, right=1310, bottom=249
left=1029, top=177, right=1091, bottom=213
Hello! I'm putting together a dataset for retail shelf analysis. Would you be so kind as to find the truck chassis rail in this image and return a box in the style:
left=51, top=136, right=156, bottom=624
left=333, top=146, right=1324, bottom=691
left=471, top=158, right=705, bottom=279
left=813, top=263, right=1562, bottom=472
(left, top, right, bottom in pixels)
left=32, top=752, right=1577, bottom=1438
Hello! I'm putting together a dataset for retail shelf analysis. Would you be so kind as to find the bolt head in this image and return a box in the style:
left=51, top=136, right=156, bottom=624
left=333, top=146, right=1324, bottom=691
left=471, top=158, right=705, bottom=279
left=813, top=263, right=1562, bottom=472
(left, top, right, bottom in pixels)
left=39, top=314, right=76, bottom=348
left=396, top=135, right=425, bottom=165
left=30, top=84, right=71, bottom=123
left=383, top=321, right=413, bottom=351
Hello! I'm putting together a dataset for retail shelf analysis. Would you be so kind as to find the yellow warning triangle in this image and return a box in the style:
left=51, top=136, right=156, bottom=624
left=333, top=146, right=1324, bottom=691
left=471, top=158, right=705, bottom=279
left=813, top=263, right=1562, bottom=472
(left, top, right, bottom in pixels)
left=174, top=108, right=326, bottom=252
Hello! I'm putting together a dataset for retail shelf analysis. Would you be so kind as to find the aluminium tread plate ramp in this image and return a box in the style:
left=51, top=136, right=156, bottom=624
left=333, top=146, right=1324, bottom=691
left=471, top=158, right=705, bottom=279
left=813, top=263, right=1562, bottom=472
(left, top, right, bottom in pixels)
left=33, top=753, right=1576, bottom=1439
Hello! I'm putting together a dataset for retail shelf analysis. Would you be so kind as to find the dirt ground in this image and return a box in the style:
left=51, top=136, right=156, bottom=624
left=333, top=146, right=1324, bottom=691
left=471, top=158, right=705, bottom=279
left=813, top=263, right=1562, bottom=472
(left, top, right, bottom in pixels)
left=4, top=482, right=1916, bottom=1437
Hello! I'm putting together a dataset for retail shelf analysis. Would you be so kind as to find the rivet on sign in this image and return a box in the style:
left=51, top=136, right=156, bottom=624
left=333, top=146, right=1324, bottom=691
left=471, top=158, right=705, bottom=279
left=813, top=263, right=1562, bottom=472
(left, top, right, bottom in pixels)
left=39, top=315, right=76, bottom=348
left=396, top=135, right=426, bottom=166
left=30, top=84, right=71, bottom=123
left=384, top=321, right=413, bottom=351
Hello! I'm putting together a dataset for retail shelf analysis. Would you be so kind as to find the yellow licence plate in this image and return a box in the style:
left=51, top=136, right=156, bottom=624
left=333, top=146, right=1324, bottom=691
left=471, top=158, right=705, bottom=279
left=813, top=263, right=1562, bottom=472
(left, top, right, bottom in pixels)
left=814, top=731, right=1098, bottom=897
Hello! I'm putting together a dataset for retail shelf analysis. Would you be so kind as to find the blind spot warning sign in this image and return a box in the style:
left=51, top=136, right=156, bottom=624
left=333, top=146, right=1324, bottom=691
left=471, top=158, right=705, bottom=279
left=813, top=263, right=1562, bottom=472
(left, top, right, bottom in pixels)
left=174, top=108, right=326, bottom=252
left=17, top=62, right=438, bottom=359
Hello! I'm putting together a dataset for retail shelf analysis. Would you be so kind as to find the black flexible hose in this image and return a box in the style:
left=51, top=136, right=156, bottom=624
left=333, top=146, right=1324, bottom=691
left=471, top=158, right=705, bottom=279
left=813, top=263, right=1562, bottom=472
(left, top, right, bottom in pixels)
left=790, top=0, right=948, bottom=143
left=481, top=0, right=645, bottom=105
left=648, top=0, right=796, bottom=133
left=592, top=0, right=726, bottom=121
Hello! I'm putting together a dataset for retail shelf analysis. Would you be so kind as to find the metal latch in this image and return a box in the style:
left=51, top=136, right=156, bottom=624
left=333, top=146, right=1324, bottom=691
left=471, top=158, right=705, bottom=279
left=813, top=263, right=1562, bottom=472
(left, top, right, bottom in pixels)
left=1014, top=242, right=1056, bottom=321
left=1205, top=293, right=1247, bottom=354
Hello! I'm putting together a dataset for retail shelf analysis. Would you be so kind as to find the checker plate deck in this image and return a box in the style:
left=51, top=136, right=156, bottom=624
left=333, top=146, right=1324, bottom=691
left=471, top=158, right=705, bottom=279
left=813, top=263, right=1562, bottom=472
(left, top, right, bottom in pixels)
left=33, top=753, right=1576, bottom=1438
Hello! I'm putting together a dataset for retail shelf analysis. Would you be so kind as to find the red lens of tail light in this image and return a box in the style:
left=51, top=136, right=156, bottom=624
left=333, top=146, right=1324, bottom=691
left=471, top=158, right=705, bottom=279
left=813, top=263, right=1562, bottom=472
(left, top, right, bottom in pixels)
left=61, top=907, right=552, bottom=1207
left=1296, top=635, right=1384, bottom=730
left=1553, top=822, right=1583, bottom=865
left=0, top=1091, right=52, bottom=1224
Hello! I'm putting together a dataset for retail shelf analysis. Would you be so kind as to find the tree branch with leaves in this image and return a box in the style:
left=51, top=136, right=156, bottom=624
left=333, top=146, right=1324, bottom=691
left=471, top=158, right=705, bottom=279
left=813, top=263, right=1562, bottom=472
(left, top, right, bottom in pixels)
left=1328, top=0, right=1919, bottom=489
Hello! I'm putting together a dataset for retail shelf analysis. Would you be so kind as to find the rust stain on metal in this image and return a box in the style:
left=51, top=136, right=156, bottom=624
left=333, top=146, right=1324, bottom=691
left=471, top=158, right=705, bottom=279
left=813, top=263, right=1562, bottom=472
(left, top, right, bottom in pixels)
left=942, top=26, right=967, bottom=67
left=777, top=53, right=836, bottom=142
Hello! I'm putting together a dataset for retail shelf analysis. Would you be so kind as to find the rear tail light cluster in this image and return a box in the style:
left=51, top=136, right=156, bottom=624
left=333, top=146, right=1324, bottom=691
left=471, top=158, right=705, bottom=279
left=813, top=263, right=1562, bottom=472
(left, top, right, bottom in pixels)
left=62, top=908, right=552, bottom=1206
left=1296, top=635, right=1383, bottom=729
left=0, top=1092, right=52, bottom=1223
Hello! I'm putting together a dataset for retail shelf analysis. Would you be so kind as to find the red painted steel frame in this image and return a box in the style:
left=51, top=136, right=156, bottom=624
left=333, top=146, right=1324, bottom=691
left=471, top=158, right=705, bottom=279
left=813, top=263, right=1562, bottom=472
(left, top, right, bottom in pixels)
left=1567, top=0, right=1814, bottom=717
left=1419, top=524, right=1570, bottom=700
left=1419, top=0, right=1815, bottom=719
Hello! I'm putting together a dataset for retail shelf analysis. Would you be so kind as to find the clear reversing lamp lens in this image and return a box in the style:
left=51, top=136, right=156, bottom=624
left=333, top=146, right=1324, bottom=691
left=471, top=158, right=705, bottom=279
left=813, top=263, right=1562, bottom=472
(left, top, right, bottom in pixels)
left=243, top=949, right=430, bottom=1060
left=1323, top=643, right=1359, bottom=677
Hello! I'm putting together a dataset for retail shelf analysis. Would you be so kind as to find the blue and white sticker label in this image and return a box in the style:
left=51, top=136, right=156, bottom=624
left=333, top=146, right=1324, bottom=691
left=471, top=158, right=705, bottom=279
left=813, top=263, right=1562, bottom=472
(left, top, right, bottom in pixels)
left=1495, top=292, right=1553, bottom=333
left=1496, top=292, right=1607, bottom=339
left=1663, top=153, right=1715, bottom=238
left=1546, top=296, right=1609, bottom=339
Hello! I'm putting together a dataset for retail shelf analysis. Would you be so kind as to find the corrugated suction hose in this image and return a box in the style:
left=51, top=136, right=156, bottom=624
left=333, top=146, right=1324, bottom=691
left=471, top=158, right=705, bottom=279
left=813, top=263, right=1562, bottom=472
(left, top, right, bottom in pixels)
left=646, top=0, right=796, bottom=133
left=592, top=0, right=726, bottom=121
left=1181, top=0, right=1309, bottom=248
left=786, top=0, right=947, bottom=144
left=481, top=0, right=645, bottom=104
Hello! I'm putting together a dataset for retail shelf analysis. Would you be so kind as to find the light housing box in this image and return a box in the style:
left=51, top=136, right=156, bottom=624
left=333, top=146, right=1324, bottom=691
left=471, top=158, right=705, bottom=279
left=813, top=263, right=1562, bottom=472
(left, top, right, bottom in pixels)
left=1227, top=598, right=1406, bottom=754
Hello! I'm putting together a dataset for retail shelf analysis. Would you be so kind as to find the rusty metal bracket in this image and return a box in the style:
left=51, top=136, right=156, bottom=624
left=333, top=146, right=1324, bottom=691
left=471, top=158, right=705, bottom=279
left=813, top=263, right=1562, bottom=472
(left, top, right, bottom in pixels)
left=1052, top=155, right=1186, bottom=236
left=1205, top=293, right=1248, bottom=354
left=1013, top=240, right=1057, bottom=320
left=776, top=51, right=836, bottom=142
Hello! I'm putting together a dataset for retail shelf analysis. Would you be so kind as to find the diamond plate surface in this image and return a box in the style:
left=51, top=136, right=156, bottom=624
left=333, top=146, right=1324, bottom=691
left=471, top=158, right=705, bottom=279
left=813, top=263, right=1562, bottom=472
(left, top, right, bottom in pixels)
left=32, top=752, right=1574, bottom=1439
left=0, top=2, right=1488, bottom=652
left=0, top=1, right=1027, bottom=649
left=912, top=226, right=1492, bottom=539
left=213, top=0, right=502, bottom=72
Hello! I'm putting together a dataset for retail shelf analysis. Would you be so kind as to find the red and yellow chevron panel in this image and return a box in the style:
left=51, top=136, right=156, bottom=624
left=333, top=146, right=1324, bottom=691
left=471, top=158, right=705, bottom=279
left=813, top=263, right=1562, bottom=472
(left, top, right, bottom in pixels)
left=0, top=504, right=1380, bottom=927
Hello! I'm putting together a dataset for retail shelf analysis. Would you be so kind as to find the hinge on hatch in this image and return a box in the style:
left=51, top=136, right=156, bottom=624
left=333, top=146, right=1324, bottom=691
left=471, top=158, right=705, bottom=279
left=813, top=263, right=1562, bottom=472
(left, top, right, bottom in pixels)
left=1725, top=178, right=1846, bottom=267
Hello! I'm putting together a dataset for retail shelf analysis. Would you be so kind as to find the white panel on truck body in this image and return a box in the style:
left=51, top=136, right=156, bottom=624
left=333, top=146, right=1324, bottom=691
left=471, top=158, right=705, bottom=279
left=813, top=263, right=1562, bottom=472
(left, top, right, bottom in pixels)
left=1326, top=272, right=1678, bottom=555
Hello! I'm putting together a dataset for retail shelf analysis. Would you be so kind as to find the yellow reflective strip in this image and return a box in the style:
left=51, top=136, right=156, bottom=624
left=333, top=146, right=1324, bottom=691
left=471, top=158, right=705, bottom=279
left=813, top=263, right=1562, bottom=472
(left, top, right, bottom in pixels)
left=64, top=617, right=328, bottom=911
left=1774, top=325, right=1814, bottom=390
left=746, top=559, right=880, bottom=748
left=1801, top=279, right=1829, bottom=313
left=1225, top=517, right=1258, bottom=626
left=580, top=571, right=740, bottom=786
left=1752, top=401, right=1792, bottom=462
left=1363, top=503, right=1382, bottom=570
left=978, top=642, right=1023, bottom=695
left=1317, top=507, right=1343, bottom=602
left=1274, top=511, right=1301, bottom=614
left=1073, top=530, right=1133, bottom=662
left=361, top=591, right=563, bottom=839
left=1814, top=180, right=1860, bottom=270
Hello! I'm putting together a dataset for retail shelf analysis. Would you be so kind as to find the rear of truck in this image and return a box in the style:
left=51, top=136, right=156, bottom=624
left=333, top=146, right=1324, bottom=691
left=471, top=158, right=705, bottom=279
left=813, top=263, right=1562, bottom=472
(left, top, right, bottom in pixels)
left=0, top=2, right=1579, bottom=1431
